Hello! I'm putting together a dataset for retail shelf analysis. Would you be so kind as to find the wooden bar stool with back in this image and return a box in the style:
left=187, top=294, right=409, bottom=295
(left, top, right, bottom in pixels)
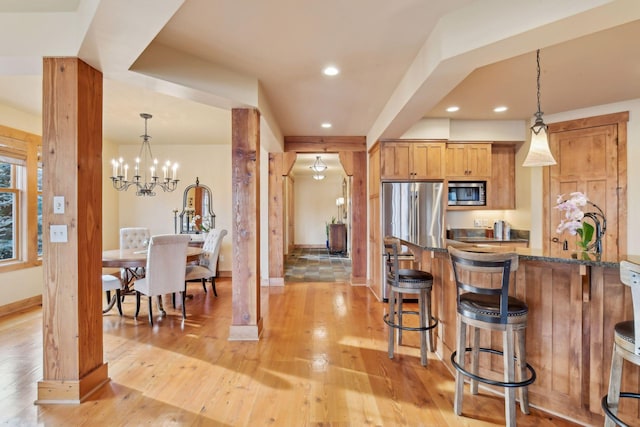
left=448, top=246, right=536, bottom=426
left=602, top=260, right=640, bottom=426
left=383, top=237, right=438, bottom=367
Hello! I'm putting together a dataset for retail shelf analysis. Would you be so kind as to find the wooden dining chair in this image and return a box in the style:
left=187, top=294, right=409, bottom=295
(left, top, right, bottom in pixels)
left=133, top=234, right=191, bottom=326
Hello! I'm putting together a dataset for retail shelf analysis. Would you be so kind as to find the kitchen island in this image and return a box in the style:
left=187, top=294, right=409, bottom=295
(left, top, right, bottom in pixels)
left=398, top=237, right=639, bottom=426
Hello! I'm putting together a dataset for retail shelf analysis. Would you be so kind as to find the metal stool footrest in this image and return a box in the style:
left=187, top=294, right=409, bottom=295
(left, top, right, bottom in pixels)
left=451, top=347, right=536, bottom=388
left=384, top=310, right=438, bottom=332
left=601, top=392, right=640, bottom=427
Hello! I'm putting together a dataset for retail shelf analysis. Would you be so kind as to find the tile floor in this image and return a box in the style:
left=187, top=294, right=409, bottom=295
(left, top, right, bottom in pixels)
left=284, top=247, right=351, bottom=282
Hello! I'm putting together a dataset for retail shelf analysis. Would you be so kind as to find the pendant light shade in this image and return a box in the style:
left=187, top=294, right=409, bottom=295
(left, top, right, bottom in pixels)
left=523, top=50, right=556, bottom=167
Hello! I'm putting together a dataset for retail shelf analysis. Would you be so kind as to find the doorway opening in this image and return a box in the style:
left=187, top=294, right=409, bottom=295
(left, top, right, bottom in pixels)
left=284, top=153, right=351, bottom=283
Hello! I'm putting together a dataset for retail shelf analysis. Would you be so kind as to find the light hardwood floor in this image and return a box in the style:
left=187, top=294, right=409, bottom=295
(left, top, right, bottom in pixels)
left=1, top=279, right=579, bottom=426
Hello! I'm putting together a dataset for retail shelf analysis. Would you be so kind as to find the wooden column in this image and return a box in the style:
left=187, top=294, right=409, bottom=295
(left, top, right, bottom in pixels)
left=37, top=57, right=107, bottom=403
left=229, top=108, right=263, bottom=340
left=350, top=151, right=367, bottom=284
left=268, top=153, right=284, bottom=285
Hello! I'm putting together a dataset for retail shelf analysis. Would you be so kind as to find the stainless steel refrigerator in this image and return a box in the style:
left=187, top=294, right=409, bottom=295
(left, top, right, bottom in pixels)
left=381, top=181, right=445, bottom=299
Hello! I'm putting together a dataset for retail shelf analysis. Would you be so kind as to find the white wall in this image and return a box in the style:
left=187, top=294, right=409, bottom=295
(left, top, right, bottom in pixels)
left=294, top=173, right=345, bottom=246
left=0, top=105, right=42, bottom=306
left=114, top=143, right=233, bottom=271
left=102, top=138, right=120, bottom=251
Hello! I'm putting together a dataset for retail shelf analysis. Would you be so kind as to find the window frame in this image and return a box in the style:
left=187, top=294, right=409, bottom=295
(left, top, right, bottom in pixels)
left=0, top=125, right=42, bottom=272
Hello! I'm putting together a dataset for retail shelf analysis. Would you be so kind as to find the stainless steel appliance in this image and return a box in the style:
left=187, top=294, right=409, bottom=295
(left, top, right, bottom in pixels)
left=447, top=181, right=486, bottom=206
left=381, top=181, right=445, bottom=299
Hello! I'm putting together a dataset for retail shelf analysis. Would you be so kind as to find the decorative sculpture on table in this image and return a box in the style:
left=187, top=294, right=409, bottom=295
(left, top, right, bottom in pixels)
left=179, top=177, right=216, bottom=234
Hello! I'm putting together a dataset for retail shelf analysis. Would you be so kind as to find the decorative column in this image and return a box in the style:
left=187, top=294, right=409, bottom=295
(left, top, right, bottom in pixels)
left=37, top=57, right=107, bottom=403
left=229, top=108, right=263, bottom=340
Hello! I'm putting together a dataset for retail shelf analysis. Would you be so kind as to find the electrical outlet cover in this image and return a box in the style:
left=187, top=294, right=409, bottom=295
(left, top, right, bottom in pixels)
left=50, top=225, right=68, bottom=243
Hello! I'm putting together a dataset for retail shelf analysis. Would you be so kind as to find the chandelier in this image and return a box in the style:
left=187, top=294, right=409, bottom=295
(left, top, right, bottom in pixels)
left=310, top=155, right=327, bottom=180
left=110, top=113, right=179, bottom=196
left=523, top=49, right=556, bottom=167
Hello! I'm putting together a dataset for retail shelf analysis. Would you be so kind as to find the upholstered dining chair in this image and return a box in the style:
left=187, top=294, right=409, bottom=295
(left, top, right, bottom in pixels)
left=133, top=234, right=191, bottom=326
left=102, top=273, right=123, bottom=315
left=119, top=227, right=151, bottom=284
left=184, top=229, right=227, bottom=297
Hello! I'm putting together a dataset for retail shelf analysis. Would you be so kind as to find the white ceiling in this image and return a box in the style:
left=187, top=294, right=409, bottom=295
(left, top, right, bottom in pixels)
left=0, top=0, right=638, bottom=156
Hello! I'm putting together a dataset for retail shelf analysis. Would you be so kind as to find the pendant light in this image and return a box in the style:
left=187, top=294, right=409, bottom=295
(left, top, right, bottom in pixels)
left=523, top=50, right=557, bottom=167
left=310, top=155, right=328, bottom=173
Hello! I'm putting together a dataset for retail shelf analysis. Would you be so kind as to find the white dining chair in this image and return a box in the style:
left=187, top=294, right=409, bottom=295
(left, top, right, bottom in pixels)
left=102, top=273, right=123, bottom=315
left=133, top=234, right=191, bottom=326
left=119, top=227, right=150, bottom=284
left=184, top=229, right=227, bottom=297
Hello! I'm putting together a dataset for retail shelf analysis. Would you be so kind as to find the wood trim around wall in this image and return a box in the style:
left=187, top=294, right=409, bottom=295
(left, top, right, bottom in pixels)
left=0, top=295, right=42, bottom=318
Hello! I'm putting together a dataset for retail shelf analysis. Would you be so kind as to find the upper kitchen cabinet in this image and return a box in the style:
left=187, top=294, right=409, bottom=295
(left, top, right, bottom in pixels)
left=380, top=140, right=446, bottom=180
left=488, top=144, right=516, bottom=209
left=445, top=143, right=491, bottom=179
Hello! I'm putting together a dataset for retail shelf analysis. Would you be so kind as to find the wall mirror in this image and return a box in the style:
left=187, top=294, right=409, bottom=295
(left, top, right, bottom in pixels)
left=179, top=177, right=216, bottom=234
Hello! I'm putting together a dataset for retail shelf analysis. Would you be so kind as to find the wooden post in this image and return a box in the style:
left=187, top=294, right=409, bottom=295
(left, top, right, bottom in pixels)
left=229, top=108, right=263, bottom=340
left=37, top=57, right=107, bottom=403
left=268, top=153, right=284, bottom=285
left=350, top=151, right=367, bottom=284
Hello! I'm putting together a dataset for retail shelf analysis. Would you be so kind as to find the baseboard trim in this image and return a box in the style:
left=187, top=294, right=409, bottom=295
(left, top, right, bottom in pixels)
left=293, top=244, right=326, bottom=249
left=0, top=295, right=42, bottom=318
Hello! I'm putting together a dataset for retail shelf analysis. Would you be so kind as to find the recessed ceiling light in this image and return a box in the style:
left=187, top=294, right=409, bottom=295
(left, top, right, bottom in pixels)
left=446, top=106, right=459, bottom=112
left=494, top=106, right=508, bottom=113
left=321, top=122, right=332, bottom=128
left=323, top=66, right=339, bottom=76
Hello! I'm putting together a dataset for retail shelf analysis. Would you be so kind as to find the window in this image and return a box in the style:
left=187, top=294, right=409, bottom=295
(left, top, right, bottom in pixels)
left=0, top=162, right=19, bottom=261
left=0, top=125, right=42, bottom=271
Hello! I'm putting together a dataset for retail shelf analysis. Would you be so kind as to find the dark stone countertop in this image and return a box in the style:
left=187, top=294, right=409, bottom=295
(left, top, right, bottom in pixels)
left=395, top=237, right=636, bottom=269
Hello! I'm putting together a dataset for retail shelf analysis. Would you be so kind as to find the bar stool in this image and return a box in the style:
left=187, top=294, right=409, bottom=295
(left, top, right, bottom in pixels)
left=383, top=238, right=438, bottom=367
left=448, top=246, right=536, bottom=427
left=602, top=260, right=640, bottom=427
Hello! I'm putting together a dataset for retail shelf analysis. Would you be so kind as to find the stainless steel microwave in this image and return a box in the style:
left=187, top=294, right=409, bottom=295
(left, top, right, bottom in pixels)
left=447, top=181, right=486, bottom=206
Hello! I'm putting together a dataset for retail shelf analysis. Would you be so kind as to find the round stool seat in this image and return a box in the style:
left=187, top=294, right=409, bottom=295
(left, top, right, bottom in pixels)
left=389, top=269, right=433, bottom=289
left=459, top=293, right=528, bottom=324
left=614, top=320, right=634, bottom=345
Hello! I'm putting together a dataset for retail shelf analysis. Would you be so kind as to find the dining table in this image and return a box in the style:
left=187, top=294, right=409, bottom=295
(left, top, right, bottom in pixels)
left=102, top=246, right=203, bottom=314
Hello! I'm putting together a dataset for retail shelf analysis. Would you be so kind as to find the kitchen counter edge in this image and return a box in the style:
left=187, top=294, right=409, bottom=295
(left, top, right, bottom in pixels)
left=397, top=237, right=638, bottom=269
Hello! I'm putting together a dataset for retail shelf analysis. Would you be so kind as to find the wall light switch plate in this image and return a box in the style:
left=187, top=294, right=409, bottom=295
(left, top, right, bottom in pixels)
left=53, top=196, right=65, bottom=214
left=50, top=225, right=68, bottom=243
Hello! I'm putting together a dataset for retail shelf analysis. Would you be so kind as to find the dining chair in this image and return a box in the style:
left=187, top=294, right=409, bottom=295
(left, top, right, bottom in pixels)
left=118, top=227, right=151, bottom=303
left=183, top=229, right=228, bottom=298
left=102, top=273, right=123, bottom=316
left=133, top=234, right=191, bottom=326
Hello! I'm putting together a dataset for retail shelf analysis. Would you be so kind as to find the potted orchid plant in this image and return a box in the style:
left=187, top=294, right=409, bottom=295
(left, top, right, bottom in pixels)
left=555, top=191, right=594, bottom=252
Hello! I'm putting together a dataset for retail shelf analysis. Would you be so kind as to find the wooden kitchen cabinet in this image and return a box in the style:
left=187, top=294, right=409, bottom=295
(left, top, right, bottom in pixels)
left=445, top=142, right=491, bottom=178
left=380, top=140, right=445, bottom=180
left=488, top=143, right=516, bottom=209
